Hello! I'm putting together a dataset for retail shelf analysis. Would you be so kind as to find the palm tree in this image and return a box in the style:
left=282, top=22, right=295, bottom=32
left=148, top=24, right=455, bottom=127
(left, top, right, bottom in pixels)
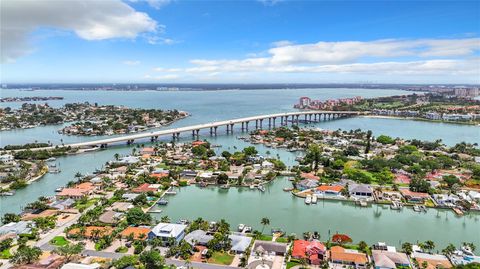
left=401, top=242, right=413, bottom=255
left=260, top=217, right=270, bottom=234
left=161, top=215, right=171, bottom=223
left=423, top=240, right=435, bottom=253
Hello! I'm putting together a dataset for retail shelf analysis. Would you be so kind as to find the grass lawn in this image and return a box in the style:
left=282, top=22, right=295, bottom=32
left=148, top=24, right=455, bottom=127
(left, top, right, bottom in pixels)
left=115, top=246, right=128, bottom=253
left=50, top=236, right=69, bottom=247
left=74, top=198, right=99, bottom=211
left=275, top=237, right=289, bottom=243
left=286, top=260, right=301, bottom=269
left=0, top=248, right=12, bottom=259
left=257, top=234, right=273, bottom=241
left=208, top=252, right=234, bottom=265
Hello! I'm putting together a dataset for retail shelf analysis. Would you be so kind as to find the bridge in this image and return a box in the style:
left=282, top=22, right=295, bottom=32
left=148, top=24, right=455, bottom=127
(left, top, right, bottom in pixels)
left=17, top=110, right=365, bottom=151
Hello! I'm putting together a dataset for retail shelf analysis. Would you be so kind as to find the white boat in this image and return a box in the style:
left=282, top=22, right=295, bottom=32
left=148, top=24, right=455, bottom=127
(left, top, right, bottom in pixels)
left=165, top=190, right=177, bottom=195
left=305, top=195, right=312, bottom=205
left=311, top=195, right=318, bottom=204
left=244, top=226, right=252, bottom=233
left=390, top=202, right=400, bottom=210
left=238, top=224, right=245, bottom=232
left=258, top=185, right=265, bottom=192
left=250, top=185, right=255, bottom=189
left=0, top=191, right=15, bottom=196
left=46, top=157, right=56, bottom=162
left=413, top=205, right=421, bottom=212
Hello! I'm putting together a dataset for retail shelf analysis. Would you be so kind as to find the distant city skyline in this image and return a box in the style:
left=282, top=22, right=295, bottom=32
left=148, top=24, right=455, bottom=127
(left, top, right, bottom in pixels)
left=1, top=0, right=479, bottom=84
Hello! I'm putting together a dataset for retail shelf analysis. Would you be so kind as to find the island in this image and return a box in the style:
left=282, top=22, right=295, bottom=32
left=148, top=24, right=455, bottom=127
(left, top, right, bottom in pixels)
left=0, top=102, right=188, bottom=134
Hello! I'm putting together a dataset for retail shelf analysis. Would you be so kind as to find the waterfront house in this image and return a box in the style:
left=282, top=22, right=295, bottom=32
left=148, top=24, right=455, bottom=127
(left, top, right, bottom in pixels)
left=330, top=246, right=368, bottom=268
left=411, top=252, right=452, bottom=269
left=56, top=188, right=91, bottom=200
left=229, top=233, right=252, bottom=253
left=433, top=193, right=460, bottom=207
left=21, top=209, right=58, bottom=221
left=297, top=179, right=319, bottom=191
left=226, top=166, right=244, bottom=180
left=251, top=240, right=288, bottom=256
left=49, top=198, right=75, bottom=210
left=120, top=226, right=151, bottom=240
left=122, top=193, right=140, bottom=201
left=192, top=140, right=208, bottom=147
left=372, top=250, right=410, bottom=269
left=261, top=160, right=274, bottom=170
left=349, top=183, right=373, bottom=199
left=184, top=229, right=213, bottom=246
left=315, top=185, right=344, bottom=196
left=112, top=156, right=140, bottom=165
left=301, top=172, right=320, bottom=181
left=148, top=222, right=187, bottom=246
left=400, top=189, right=430, bottom=203
left=140, top=147, right=156, bottom=155
left=292, top=240, right=326, bottom=265
left=468, top=190, right=480, bottom=202
left=132, top=183, right=160, bottom=193
left=110, top=201, right=134, bottom=212
left=180, top=170, right=198, bottom=180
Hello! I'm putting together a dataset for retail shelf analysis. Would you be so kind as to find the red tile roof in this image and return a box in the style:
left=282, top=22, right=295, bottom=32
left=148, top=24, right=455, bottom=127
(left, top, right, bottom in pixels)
left=292, top=240, right=326, bottom=259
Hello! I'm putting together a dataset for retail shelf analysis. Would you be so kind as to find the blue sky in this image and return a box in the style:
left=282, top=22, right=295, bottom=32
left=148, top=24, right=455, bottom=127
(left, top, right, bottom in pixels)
left=1, top=0, right=479, bottom=84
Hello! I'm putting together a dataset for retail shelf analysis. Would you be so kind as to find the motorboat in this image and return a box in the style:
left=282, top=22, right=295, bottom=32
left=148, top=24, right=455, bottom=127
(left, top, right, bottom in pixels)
left=238, top=224, right=245, bottom=232
left=413, top=205, right=421, bottom=212
left=157, top=199, right=168, bottom=205
left=305, top=195, right=312, bottom=205
left=311, top=195, right=318, bottom=204
left=258, top=185, right=265, bottom=192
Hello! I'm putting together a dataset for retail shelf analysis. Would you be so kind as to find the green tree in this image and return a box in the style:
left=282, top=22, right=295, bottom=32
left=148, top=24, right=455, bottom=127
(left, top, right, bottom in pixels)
left=376, top=135, right=395, bottom=145
left=401, top=242, right=413, bottom=255
left=53, top=242, right=85, bottom=262
left=10, top=246, right=42, bottom=265
left=442, top=243, right=456, bottom=257
left=260, top=217, right=270, bottom=234
left=1, top=213, right=21, bottom=224
left=139, top=249, right=166, bottom=269
left=126, top=207, right=152, bottom=226
left=112, top=255, right=139, bottom=269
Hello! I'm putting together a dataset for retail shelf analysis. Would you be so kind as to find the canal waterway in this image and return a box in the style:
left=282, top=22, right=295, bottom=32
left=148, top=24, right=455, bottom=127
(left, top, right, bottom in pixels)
left=0, top=88, right=479, bottom=250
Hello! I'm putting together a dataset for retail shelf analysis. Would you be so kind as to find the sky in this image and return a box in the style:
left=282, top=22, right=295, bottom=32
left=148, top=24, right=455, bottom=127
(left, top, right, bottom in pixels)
left=1, top=0, right=479, bottom=84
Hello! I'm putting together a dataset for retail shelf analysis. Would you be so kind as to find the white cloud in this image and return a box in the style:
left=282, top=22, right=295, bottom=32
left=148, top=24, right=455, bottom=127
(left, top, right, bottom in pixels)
left=271, top=40, right=294, bottom=47
left=1, top=0, right=158, bottom=63
left=257, top=0, right=283, bottom=6
left=155, top=38, right=480, bottom=83
left=146, top=0, right=172, bottom=9
left=123, top=60, right=141, bottom=66
left=267, top=38, right=480, bottom=65
left=154, top=67, right=182, bottom=72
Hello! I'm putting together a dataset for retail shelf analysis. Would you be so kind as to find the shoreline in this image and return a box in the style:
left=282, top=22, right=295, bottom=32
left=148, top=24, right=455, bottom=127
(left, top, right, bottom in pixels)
left=361, top=115, right=480, bottom=126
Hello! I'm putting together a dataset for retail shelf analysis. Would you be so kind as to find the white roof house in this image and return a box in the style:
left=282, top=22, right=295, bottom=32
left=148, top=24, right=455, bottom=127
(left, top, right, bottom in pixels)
left=149, top=222, right=187, bottom=243
left=0, top=221, right=34, bottom=235
left=229, top=233, right=252, bottom=253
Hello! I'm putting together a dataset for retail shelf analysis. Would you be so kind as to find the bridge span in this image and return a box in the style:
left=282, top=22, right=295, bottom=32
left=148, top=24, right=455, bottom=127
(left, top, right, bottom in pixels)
left=17, top=110, right=365, bottom=151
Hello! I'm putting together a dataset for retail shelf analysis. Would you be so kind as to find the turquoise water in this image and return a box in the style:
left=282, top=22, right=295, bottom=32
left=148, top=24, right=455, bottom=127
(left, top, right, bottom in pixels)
left=0, top=88, right=479, bottom=250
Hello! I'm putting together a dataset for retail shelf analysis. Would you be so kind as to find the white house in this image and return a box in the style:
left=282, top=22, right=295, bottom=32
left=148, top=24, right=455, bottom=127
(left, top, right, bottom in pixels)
left=148, top=222, right=187, bottom=245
